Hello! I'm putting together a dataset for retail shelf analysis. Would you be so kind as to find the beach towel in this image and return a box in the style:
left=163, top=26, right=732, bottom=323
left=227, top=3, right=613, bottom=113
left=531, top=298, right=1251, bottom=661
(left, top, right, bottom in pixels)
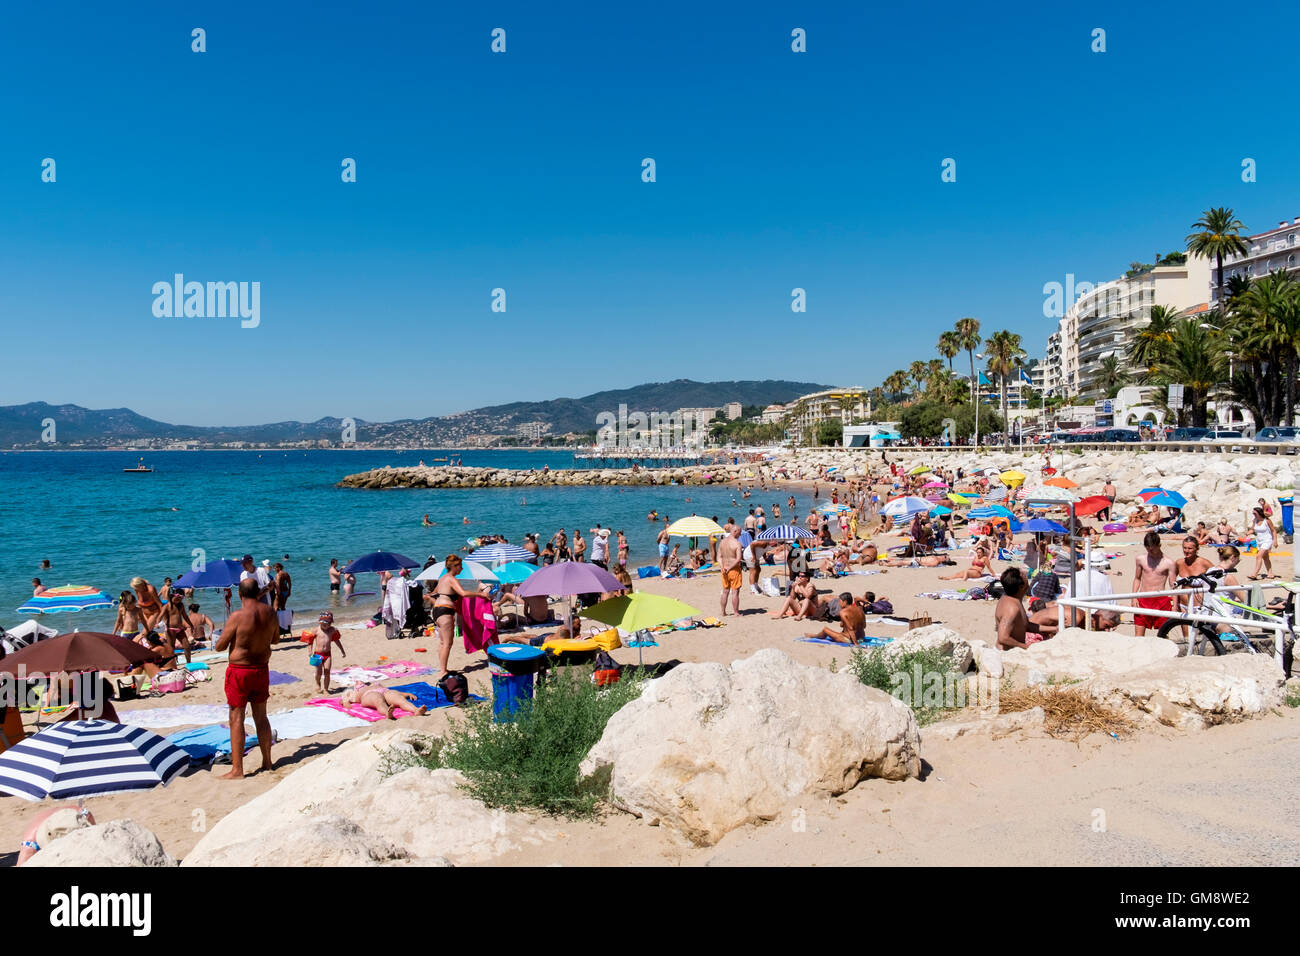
left=797, top=636, right=893, bottom=648
left=389, top=681, right=486, bottom=709
left=167, top=725, right=257, bottom=762
left=192, top=651, right=229, bottom=664
left=306, top=696, right=410, bottom=722
left=331, top=667, right=390, bottom=687
left=374, top=660, right=433, bottom=679
left=459, top=595, right=499, bottom=653
left=267, top=670, right=301, bottom=686
left=118, top=703, right=232, bottom=730
left=266, top=706, right=370, bottom=737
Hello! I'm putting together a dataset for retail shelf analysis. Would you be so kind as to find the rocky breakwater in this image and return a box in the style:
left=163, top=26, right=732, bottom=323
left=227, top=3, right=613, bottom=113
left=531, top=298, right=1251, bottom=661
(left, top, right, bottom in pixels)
left=338, top=462, right=777, bottom=489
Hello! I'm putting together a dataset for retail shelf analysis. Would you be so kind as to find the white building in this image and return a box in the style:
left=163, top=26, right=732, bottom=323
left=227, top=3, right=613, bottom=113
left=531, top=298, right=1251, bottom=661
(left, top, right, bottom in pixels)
left=724, top=402, right=743, bottom=420
left=787, top=387, right=871, bottom=443
left=1211, top=216, right=1300, bottom=306
left=759, top=403, right=787, bottom=424
left=1055, top=257, right=1211, bottom=400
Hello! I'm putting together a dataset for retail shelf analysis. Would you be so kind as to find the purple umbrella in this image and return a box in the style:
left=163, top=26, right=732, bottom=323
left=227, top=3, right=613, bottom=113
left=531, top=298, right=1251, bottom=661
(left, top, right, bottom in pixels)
left=516, top=562, right=623, bottom=636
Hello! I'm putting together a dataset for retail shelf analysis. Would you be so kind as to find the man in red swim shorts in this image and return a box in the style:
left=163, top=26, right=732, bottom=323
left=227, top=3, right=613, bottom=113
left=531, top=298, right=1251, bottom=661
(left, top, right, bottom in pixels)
left=1131, top=531, right=1176, bottom=636
left=215, top=578, right=279, bottom=779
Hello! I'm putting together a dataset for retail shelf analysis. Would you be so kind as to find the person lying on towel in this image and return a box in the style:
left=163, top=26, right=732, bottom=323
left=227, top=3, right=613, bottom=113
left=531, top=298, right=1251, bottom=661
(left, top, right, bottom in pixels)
left=803, top=592, right=866, bottom=644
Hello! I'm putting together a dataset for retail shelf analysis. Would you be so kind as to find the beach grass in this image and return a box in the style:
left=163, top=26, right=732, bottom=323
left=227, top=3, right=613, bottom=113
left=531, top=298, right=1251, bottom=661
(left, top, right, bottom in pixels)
left=847, top=647, right=961, bottom=726
left=383, top=668, right=646, bottom=818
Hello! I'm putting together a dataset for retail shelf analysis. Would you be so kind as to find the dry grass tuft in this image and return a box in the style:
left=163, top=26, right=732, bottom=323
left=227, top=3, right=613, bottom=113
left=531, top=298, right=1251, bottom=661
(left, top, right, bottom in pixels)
left=997, top=684, right=1136, bottom=741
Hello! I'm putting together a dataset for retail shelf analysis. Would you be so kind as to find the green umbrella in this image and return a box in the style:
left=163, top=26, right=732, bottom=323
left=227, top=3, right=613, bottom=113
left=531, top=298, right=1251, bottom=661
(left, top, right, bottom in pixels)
left=583, top=593, right=701, bottom=633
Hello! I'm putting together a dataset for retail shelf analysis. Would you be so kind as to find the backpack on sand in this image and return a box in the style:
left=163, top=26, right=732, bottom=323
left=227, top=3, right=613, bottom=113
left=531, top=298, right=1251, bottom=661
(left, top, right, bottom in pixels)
left=437, top=670, right=470, bottom=705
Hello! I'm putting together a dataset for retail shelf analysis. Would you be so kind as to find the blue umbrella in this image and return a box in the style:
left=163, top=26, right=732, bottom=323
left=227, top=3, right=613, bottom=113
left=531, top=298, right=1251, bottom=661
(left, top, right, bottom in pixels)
left=16, top=586, right=114, bottom=615
left=0, top=720, right=188, bottom=801
left=1142, top=490, right=1186, bottom=510
left=342, top=551, right=419, bottom=574
left=930, top=505, right=953, bottom=515
left=1019, top=518, right=1068, bottom=534
left=469, top=543, right=536, bottom=565
left=492, top=562, right=538, bottom=584
left=969, top=505, right=1014, bottom=520
left=756, top=525, right=816, bottom=541
left=174, top=558, right=244, bottom=590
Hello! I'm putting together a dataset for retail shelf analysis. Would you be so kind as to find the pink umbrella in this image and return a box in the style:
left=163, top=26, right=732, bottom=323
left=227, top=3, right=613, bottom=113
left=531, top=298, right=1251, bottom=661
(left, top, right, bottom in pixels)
left=921, top=480, right=948, bottom=489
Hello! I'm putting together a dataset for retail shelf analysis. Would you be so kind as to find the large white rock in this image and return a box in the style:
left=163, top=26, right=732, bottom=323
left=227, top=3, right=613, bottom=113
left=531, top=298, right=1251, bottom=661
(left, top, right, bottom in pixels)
left=1003, top=627, right=1179, bottom=681
left=1087, top=654, right=1287, bottom=730
left=183, top=729, right=556, bottom=866
left=879, top=624, right=974, bottom=673
left=579, top=649, right=921, bottom=847
left=26, top=820, right=177, bottom=868
left=926, top=706, right=1046, bottom=740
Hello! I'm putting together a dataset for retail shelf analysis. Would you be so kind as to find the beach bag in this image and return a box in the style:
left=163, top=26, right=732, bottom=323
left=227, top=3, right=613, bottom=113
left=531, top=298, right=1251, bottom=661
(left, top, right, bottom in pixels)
left=907, top=612, right=932, bottom=631
left=154, top=670, right=187, bottom=695
left=636, top=566, right=660, bottom=579
left=437, top=670, right=470, bottom=705
left=115, top=679, right=139, bottom=701
left=593, top=650, right=621, bottom=687
left=869, top=599, right=894, bottom=615
left=593, top=628, right=622, bottom=651
left=761, top=577, right=783, bottom=598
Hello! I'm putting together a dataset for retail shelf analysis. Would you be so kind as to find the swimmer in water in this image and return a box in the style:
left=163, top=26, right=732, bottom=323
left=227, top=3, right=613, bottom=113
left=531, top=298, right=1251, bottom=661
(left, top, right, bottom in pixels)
left=422, top=514, right=432, bottom=527
left=463, top=517, right=470, bottom=525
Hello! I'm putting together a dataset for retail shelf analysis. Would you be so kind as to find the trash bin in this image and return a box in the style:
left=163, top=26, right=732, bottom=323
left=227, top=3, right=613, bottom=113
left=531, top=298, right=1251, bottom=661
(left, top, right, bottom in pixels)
left=1279, top=496, right=1294, bottom=541
left=486, top=644, right=545, bottom=721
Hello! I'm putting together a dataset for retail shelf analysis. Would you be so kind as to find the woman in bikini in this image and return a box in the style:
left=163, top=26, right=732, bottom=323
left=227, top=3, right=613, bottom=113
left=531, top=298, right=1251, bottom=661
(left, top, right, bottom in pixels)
left=939, top=544, right=995, bottom=581
left=130, top=577, right=163, bottom=632
left=156, top=590, right=194, bottom=664
left=431, top=555, right=480, bottom=681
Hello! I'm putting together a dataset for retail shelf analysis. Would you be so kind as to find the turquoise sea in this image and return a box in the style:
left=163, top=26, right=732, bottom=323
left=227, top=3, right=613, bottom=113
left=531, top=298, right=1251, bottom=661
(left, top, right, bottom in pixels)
left=0, top=449, right=790, bottom=631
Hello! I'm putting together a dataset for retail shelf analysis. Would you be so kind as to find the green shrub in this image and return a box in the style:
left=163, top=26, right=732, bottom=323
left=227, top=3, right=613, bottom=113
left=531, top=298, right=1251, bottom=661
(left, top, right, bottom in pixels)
left=384, top=668, right=645, bottom=818
left=847, top=647, right=962, bottom=726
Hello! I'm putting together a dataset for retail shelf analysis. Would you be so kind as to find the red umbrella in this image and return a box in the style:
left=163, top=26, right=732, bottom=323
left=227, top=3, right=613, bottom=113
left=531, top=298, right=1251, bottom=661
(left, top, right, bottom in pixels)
left=0, top=632, right=164, bottom=675
left=1075, top=495, right=1111, bottom=517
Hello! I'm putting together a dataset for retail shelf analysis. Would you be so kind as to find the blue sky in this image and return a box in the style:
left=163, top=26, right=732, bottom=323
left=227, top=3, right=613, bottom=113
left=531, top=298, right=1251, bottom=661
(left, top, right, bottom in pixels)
left=3, top=0, right=1298, bottom=425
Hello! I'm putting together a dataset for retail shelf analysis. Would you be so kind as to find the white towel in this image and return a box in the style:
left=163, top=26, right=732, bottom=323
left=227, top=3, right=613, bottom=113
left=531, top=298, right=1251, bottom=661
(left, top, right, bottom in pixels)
left=258, top=706, right=369, bottom=739
left=119, top=703, right=232, bottom=729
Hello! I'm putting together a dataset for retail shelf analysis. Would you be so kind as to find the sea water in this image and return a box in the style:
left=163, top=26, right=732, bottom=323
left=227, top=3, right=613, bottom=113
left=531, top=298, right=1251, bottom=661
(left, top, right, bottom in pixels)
left=0, top=449, right=786, bottom=631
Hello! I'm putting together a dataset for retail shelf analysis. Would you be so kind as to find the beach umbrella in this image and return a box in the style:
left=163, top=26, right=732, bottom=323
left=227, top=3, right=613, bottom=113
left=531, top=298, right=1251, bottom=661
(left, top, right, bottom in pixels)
left=817, top=503, right=851, bottom=514
left=1019, top=518, right=1068, bottom=535
left=946, top=492, right=973, bottom=504
left=969, top=505, right=1014, bottom=520
left=881, top=496, right=932, bottom=519
left=1044, top=476, right=1078, bottom=489
left=930, top=505, right=953, bottom=515
left=0, top=632, right=162, bottom=676
left=0, top=720, right=188, bottom=801
left=491, top=562, right=538, bottom=585
left=908, top=465, right=930, bottom=476
left=756, top=525, right=815, bottom=541
left=174, top=558, right=244, bottom=590
left=582, top=593, right=701, bottom=634
left=1075, top=495, right=1111, bottom=517
left=665, top=516, right=724, bottom=538
left=469, top=543, right=536, bottom=565
left=516, top=562, right=622, bottom=598
left=1138, top=487, right=1165, bottom=496
left=16, top=586, right=113, bottom=615
left=1139, top=489, right=1186, bottom=510
left=415, top=560, right=498, bottom=583
left=342, top=551, right=419, bottom=574
left=999, top=470, right=1027, bottom=488
left=921, top=480, right=947, bottom=489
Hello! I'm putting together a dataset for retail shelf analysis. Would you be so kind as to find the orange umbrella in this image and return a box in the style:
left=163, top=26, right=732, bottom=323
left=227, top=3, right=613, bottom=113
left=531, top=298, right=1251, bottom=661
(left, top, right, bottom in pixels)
left=1044, top=476, right=1078, bottom=489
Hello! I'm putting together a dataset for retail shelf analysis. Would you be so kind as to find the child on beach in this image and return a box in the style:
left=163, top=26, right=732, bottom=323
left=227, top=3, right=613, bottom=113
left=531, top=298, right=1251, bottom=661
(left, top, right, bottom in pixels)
left=341, top=683, right=427, bottom=719
left=310, top=611, right=346, bottom=692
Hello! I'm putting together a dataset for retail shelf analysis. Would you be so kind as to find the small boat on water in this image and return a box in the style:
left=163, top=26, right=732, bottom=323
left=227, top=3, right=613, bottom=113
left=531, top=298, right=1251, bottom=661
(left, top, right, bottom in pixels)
left=123, top=457, right=153, bottom=473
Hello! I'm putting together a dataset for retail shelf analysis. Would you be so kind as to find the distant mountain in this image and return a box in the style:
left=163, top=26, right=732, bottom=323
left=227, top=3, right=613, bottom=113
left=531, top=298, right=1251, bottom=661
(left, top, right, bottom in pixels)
left=1, top=380, right=825, bottom=447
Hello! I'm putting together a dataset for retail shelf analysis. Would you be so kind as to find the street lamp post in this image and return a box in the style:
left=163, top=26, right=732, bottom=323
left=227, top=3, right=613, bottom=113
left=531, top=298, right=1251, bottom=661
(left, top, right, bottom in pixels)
left=974, top=353, right=986, bottom=447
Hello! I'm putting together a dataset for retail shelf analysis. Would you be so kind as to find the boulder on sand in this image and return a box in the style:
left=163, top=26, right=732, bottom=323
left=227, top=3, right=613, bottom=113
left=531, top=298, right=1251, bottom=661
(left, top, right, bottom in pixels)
left=1086, top=654, right=1287, bottom=730
left=183, top=729, right=556, bottom=866
left=579, top=649, right=921, bottom=847
left=1003, top=627, right=1178, bottom=681
left=880, top=624, right=974, bottom=672
left=26, top=819, right=177, bottom=868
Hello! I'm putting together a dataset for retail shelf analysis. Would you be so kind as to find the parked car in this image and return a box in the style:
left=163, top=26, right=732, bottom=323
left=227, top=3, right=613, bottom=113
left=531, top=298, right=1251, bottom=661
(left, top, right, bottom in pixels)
left=1167, top=427, right=1209, bottom=441
left=1254, top=426, right=1300, bottom=444
left=1102, top=428, right=1142, bottom=443
left=1200, top=430, right=1244, bottom=442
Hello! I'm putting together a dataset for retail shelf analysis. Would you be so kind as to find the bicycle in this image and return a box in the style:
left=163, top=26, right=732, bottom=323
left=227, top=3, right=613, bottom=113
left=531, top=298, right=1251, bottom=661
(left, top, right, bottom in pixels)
left=1157, top=569, right=1296, bottom=669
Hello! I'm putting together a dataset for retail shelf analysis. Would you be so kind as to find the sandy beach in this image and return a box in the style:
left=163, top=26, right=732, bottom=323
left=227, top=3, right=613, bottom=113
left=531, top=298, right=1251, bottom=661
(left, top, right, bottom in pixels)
left=3, top=502, right=1293, bottom=865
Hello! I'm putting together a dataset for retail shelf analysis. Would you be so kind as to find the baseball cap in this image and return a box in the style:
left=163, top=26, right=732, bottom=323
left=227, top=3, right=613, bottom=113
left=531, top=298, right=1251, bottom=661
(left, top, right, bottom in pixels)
left=242, top=554, right=253, bottom=562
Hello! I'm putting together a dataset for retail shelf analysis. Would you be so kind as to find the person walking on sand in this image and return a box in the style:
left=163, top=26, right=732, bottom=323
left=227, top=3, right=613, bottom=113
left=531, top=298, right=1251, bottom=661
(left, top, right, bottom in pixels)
left=1100, top=478, right=1117, bottom=522
left=1131, top=531, right=1177, bottom=636
left=215, top=578, right=278, bottom=780
left=310, top=611, right=345, bottom=692
left=1249, top=506, right=1277, bottom=580
left=718, top=526, right=743, bottom=617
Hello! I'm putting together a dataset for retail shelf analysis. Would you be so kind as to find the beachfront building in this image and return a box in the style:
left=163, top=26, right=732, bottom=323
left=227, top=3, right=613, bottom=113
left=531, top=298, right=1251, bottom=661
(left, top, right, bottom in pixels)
left=1210, top=216, right=1300, bottom=306
left=785, top=387, right=871, bottom=444
left=759, top=403, right=787, bottom=424
left=516, top=421, right=550, bottom=440
left=1043, top=332, right=1064, bottom=397
left=1055, top=256, right=1211, bottom=400
left=724, top=402, right=743, bottom=420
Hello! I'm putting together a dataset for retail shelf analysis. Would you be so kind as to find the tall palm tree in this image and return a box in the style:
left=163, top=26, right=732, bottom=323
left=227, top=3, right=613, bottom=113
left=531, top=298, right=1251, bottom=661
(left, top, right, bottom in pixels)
left=908, top=360, right=928, bottom=398
left=883, top=371, right=909, bottom=403
left=1097, top=355, right=1129, bottom=398
left=1186, top=207, right=1249, bottom=308
left=1128, top=304, right=1180, bottom=377
left=954, top=317, right=982, bottom=407
left=1158, top=319, right=1228, bottom=428
left=937, top=330, right=960, bottom=372
left=984, top=330, right=1026, bottom=447
left=1239, top=272, right=1300, bottom=426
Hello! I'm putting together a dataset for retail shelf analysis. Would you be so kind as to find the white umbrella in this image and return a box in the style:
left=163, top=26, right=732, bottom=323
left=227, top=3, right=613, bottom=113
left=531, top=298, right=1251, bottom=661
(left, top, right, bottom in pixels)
left=415, top=560, right=498, bottom=583
left=880, top=496, right=932, bottom=519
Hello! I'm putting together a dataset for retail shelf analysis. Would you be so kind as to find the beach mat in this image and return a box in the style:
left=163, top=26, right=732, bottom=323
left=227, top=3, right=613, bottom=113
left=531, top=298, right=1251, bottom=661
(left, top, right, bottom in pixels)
left=267, top=670, right=301, bottom=686
left=797, top=636, right=894, bottom=648
left=167, top=725, right=256, bottom=762
left=390, top=681, right=486, bottom=709
left=119, top=703, right=232, bottom=730
left=266, top=706, right=370, bottom=736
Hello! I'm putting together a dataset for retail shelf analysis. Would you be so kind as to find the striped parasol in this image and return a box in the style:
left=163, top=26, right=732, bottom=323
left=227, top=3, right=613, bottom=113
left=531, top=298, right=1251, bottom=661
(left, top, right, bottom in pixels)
left=969, top=505, right=1015, bottom=520
left=16, top=585, right=113, bottom=615
left=0, top=720, right=188, bottom=801
left=666, top=516, right=725, bottom=537
left=755, top=525, right=816, bottom=541
left=469, top=543, right=536, bottom=565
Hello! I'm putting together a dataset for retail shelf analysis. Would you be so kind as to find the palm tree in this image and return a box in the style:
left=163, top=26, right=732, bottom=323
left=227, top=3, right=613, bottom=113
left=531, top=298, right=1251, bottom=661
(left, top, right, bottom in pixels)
left=954, top=317, right=982, bottom=406
left=908, top=360, right=928, bottom=398
left=937, top=331, right=960, bottom=372
left=1187, top=207, right=1249, bottom=308
left=1128, top=304, right=1180, bottom=377
left=1239, top=272, right=1300, bottom=426
left=1097, top=355, right=1129, bottom=398
left=883, top=371, right=909, bottom=403
left=983, top=330, right=1026, bottom=447
left=1158, top=319, right=1229, bottom=428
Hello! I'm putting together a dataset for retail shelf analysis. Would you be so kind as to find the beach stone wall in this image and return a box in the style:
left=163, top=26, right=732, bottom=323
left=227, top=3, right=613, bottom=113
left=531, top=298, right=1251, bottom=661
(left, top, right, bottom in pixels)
left=579, top=649, right=921, bottom=847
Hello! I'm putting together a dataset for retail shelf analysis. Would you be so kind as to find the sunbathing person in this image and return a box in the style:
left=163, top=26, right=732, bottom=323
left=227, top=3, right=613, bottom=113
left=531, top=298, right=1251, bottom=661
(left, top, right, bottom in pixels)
left=818, top=547, right=851, bottom=577
left=850, top=540, right=879, bottom=565
left=341, top=683, right=427, bottom=719
left=770, top=573, right=823, bottom=620
left=804, top=592, right=866, bottom=644
left=940, top=544, right=994, bottom=581
left=879, top=554, right=954, bottom=568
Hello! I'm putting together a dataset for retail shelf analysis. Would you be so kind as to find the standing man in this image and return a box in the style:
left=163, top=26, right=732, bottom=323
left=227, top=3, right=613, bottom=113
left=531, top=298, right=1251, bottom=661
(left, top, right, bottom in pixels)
left=656, top=519, right=671, bottom=574
left=718, top=526, right=743, bottom=617
left=239, top=555, right=273, bottom=605
left=216, top=578, right=277, bottom=780
left=1131, top=531, right=1177, bottom=636
left=328, top=558, right=341, bottom=595
left=1100, top=477, right=1117, bottom=522
left=590, top=528, right=610, bottom=569
left=273, top=562, right=292, bottom=636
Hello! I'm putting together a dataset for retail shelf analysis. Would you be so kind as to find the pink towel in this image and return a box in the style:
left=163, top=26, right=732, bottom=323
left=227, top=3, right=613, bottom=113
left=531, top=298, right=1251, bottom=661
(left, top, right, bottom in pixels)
left=459, top=596, right=500, bottom=653
left=306, top=696, right=412, bottom=722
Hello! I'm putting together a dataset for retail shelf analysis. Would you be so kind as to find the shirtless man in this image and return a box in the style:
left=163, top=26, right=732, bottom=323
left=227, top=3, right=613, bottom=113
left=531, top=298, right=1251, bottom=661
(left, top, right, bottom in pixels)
left=657, top=520, right=671, bottom=573
left=1100, top=478, right=1117, bottom=522
left=156, top=590, right=194, bottom=664
left=215, top=578, right=278, bottom=779
left=273, top=562, right=292, bottom=634
left=804, top=592, right=866, bottom=644
left=1028, top=600, right=1121, bottom=638
left=718, top=526, right=743, bottom=617
left=994, top=567, right=1043, bottom=650
left=187, top=603, right=215, bottom=648
left=1131, top=530, right=1177, bottom=637
left=328, top=558, right=341, bottom=594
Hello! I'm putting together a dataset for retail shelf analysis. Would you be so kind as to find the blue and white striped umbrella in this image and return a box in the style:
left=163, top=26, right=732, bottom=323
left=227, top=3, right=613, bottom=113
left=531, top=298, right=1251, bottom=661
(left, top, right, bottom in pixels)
left=469, top=543, right=536, bottom=565
left=969, top=505, right=1015, bottom=521
left=756, top=525, right=816, bottom=541
left=0, top=720, right=188, bottom=802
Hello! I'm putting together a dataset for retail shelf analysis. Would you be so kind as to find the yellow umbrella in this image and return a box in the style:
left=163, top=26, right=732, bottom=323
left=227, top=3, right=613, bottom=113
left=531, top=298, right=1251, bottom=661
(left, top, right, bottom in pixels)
left=908, top=465, right=930, bottom=476
left=946, top=492, right=972, bottom=504
left=999, top=470, right=1027, bottom=488
left=666, top=516, right=725, bottom=537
